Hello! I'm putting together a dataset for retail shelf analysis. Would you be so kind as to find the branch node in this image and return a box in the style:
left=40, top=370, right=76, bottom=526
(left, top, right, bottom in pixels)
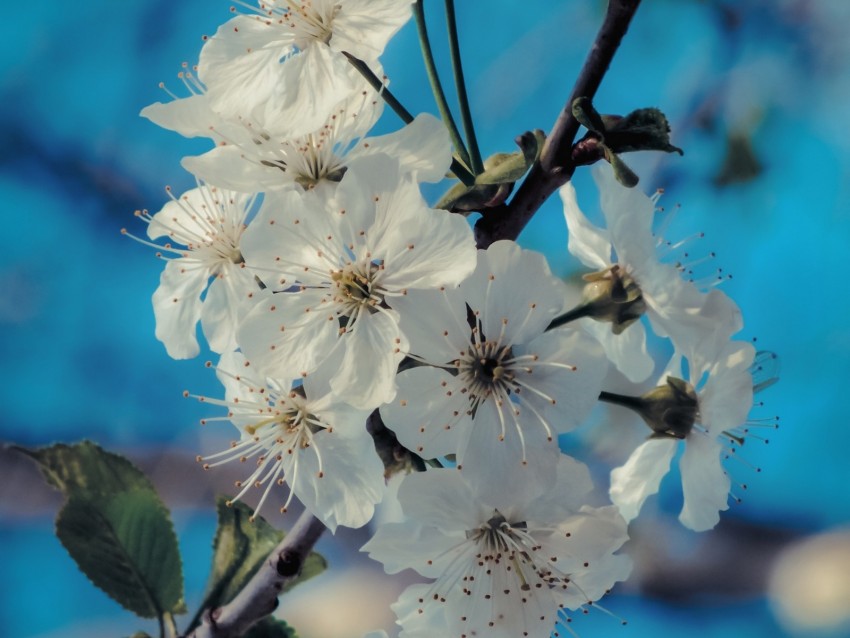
left=276, top=550, right=301, bottom=577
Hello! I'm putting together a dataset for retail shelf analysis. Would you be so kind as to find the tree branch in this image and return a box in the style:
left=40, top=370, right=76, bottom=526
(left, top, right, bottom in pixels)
left=185, top=510, right=327, bottom=638
left=474, top=0, right=642, bottom=248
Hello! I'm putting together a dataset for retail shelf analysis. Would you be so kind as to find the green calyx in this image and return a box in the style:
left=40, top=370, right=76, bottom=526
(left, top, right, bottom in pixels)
left=581, top=265, right=646, bottom=333
left=638, top=376, right=699, bottom=439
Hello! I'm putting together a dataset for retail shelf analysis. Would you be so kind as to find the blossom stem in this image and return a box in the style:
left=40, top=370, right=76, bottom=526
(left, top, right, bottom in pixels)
left=162, top=612, right=178, bottom=638
left=598, top=390, right=645, bottom=412
left=343, top=51, right=475, bottom=186
left=413, top=0, right=473, bottom=172
left=444, top=0, right=484, bottom=174
left=474, top=0, right=643, bottom=247
left=185, top=510, right=326, bottom=638
left=546, top=302, right=594, bottom=330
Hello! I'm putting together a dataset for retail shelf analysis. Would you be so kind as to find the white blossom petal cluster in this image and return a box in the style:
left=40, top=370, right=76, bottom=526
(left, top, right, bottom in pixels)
left=382, top=240, right=607, bottom=507
left=131, top=3, right=779, bottom=636
left=560, top=164, right=742, bottom=382
left=363, top=457, right=631, bottom=638
left=610, top=340, right=759, bottom=531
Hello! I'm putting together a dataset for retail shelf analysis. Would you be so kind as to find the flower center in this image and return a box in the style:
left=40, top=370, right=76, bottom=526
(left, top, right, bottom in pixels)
left=330, top=260, right=385, bottom=320
left=284, top=1, right=342, bottom=48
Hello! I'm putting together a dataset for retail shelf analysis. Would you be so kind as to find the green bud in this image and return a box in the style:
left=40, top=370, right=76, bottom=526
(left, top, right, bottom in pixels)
left=572, top=97, right=606, bottom=135
left=436, top=130, right=545, bottom=212
left=602, top=143, right=640, bottom=188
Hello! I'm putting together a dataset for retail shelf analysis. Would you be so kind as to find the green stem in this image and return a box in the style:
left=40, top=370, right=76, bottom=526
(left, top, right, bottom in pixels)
left=444, top=0, right=483, bottom=174
left=412, top=0, right=473, bottom=172
left=161, top=611, right=178, bottom=638
left=547, top=302, right=594, bottom=330
left=598, top=390, right=645, bottom=412
left=343, top=51, right=475, bottom=186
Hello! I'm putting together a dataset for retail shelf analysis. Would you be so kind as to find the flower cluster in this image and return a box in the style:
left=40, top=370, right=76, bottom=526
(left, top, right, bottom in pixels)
left=131, top=2, right=777, bottom=636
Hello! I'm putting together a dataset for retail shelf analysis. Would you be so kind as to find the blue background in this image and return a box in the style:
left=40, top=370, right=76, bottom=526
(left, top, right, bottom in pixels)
left=1, top=1, right=849, bottom=637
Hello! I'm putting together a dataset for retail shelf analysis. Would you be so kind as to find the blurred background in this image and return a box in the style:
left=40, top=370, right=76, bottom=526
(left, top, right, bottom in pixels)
left=2, top=0, right=849, bottom=636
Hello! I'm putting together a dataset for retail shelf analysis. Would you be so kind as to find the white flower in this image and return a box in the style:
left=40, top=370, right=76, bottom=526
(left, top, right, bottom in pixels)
left=123, top=184, right=258, bottom=358
left=560, top=164, right=741, bottom=382
left=198, top=0, right=413, bottom=138
left=193, top=350, right=384, bottom=532
left=363, top=457, right=631, bottom=638
left=237, top=156, right=477, bottom=409
left=382, top=240, right=607, bottom=507
left=142, top=71, right=450, bottom=193
left=609, top=339, right=757, bottom=531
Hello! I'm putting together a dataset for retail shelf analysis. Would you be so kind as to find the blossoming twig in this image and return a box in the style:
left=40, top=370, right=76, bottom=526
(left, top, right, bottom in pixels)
left=185, top=510, right=326, bottom=638
left=474, top=0, right=643, bottom=248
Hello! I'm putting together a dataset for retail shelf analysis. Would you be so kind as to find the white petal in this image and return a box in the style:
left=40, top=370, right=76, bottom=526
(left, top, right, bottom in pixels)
left=263, top=44, right=356, bottom=139
left=330, top=0, right=413, bottom=60
left=679, top=432, right=730, bottom=531
left=560, top=180, right=611, bottom=270
left=389, top=286, right=469, bottom=364
left=199, top=15, right=293, bottom=119
left=356, top=113, right=452, bottom=183
left=698, top=341, right=755, bottom=434
left=609, top=438, right=678, bottom=523
left=512, top=327, right=608, bottom=434
left=200, top=269, right=242, bottom=354
left=368, top=181, right=476, bottom=291
left=519, top=454, right=595, bottom=521
left=152, top=259, right=208, bottom=359
left=237, top=288, right=339, bottom=379
left=396, top=469, right=485, bottom=532
left=392, top=584, right=448, bottom=638
left=459, top=399, right=560, bottom=510
left=294, top=428, right=385, bottom=532
left=594, top=163, right=655, bottom=264
left=140, top=94, right=219, bottom=139
left=183, top=145, right=292, bottom=193
left=582, top=317, right=654, bottom=383
left=330, top=309, right=406, bottom=409
left=381, top=366, right=469, bottom=459
left=465, top=241, right=564, bottom=345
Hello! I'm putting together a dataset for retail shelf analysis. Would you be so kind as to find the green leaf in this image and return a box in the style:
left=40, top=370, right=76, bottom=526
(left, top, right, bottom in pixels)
left=14, top=441, right=152, bottom=498
left=201, top=497, right=286, bottom=611
left=603, top=144, right=640, bottom=188
left=572, top=97, right=606, bottom=134
left=56, top=489, right=186, bottom=618
left=244, top=617, right=298, bottom=638
left=198, top=498, right=328, bottom=614
left=16, top=442, right=186, bottom=620
left=603, top=107, right=684, bottom=156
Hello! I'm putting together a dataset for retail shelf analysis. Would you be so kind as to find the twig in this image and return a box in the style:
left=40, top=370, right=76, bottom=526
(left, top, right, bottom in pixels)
left=474, top=0, right=642, bottom=248
left=185, top=510, right=327, bottom=638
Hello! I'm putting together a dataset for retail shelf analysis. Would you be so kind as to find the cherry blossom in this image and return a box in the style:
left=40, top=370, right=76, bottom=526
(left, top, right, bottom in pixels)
left=237, top=156, right=477, bottom=409
left=193, top=350, right=384, bottom=532
left=199, top=0, right=413, bottom=138
left=609, top=339, right=759, bottom=531
left=363, top=457, right=631, bottom=638
left=560, top=164, right=741, bottom=383
left=382, top=240, right=607, bottom=507
left=123, top=183, right=258, bottom=358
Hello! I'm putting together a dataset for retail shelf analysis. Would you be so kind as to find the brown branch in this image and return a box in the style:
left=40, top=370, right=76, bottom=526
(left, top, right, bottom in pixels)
left=185, top=510, right=327, bottom=638
left=474, top=0, right=642, bottom=248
